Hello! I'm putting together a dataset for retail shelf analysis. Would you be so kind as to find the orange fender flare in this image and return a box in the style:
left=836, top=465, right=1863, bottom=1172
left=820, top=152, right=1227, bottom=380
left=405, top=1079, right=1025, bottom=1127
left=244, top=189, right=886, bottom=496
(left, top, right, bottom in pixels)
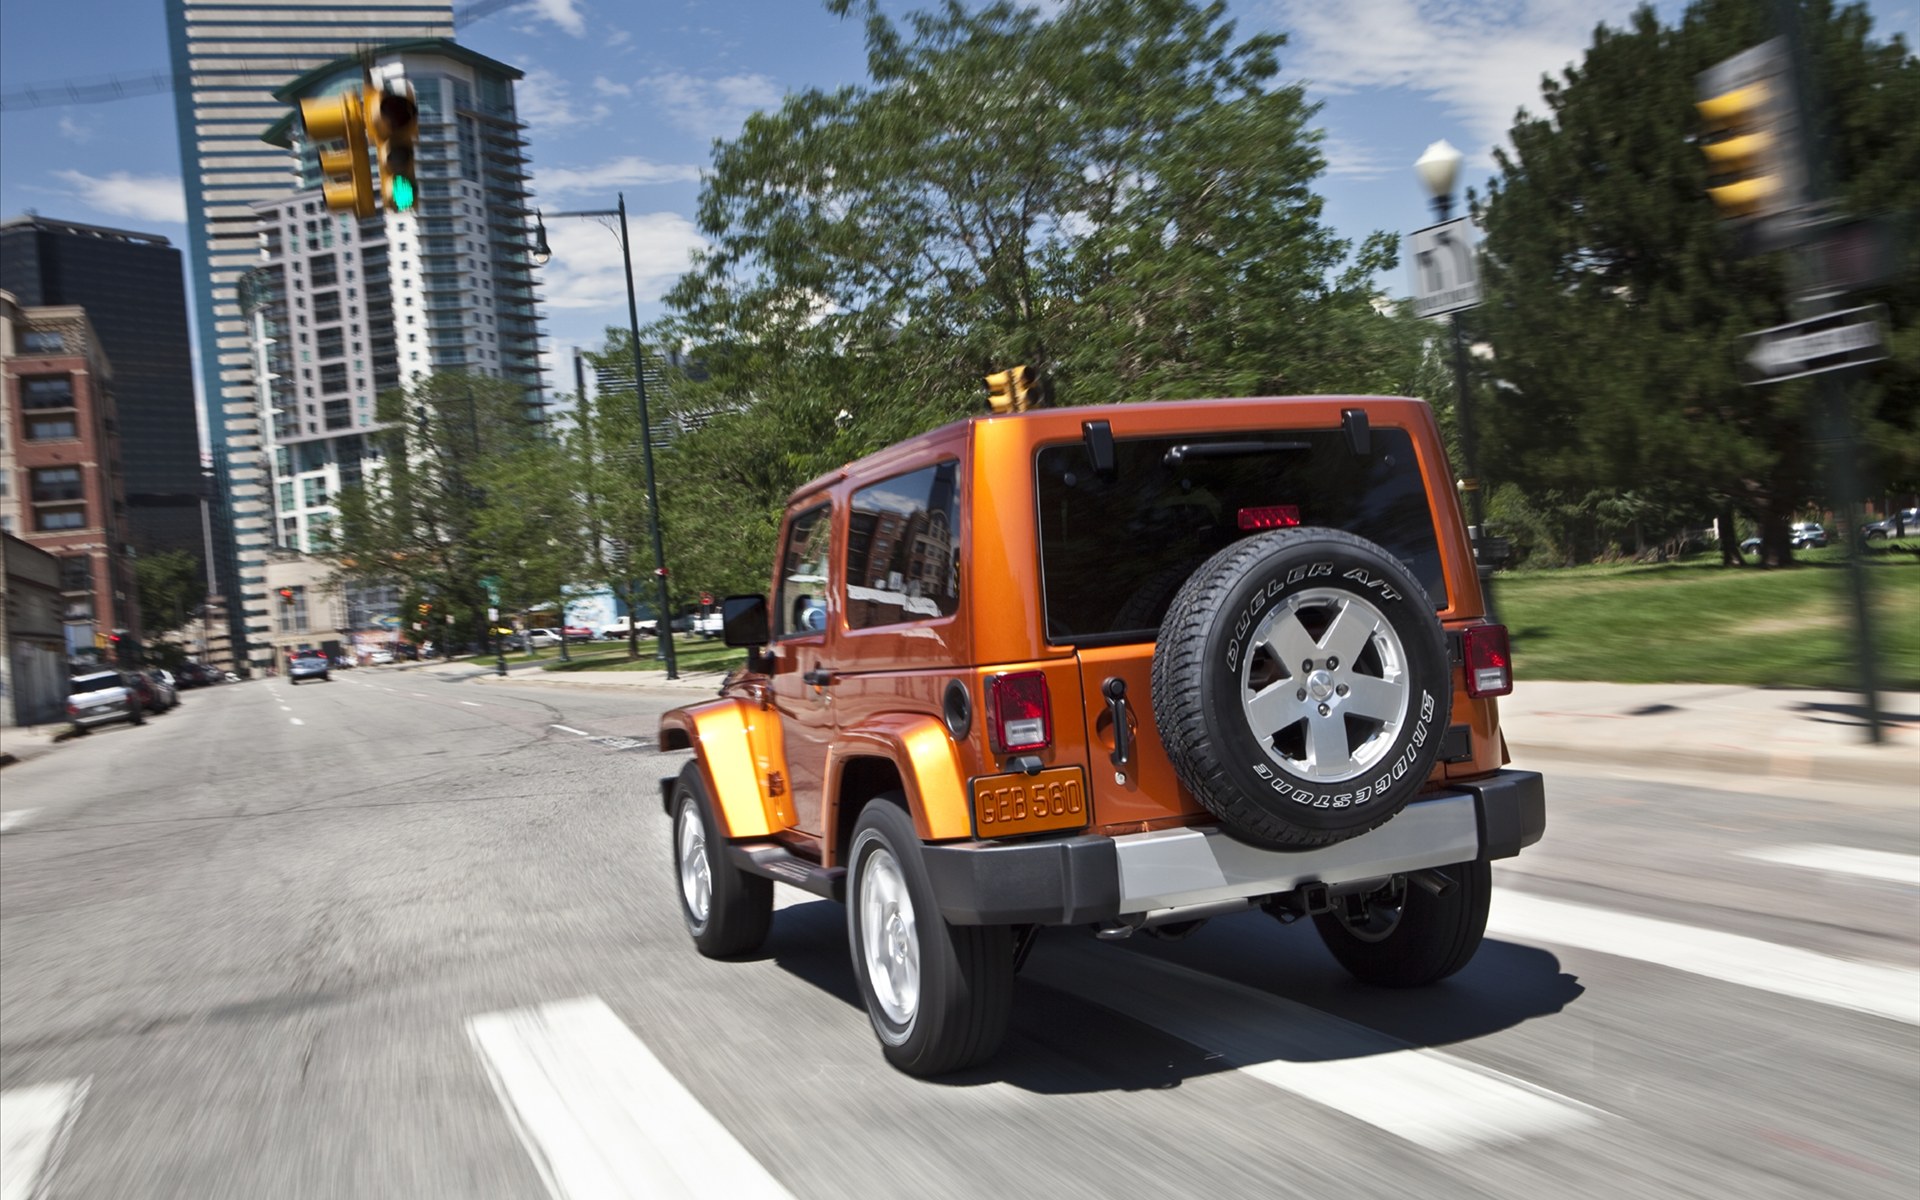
left=658, top=699, right=794, bottom=837
left=833, top=715, right=971, bottom=842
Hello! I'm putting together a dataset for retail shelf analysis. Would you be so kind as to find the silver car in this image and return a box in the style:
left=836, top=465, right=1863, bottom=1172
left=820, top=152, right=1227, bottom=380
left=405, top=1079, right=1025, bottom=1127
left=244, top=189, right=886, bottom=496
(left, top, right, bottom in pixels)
left=288, top=649, right=332, bottom=684
left=67, top=670, right=145, bottom=731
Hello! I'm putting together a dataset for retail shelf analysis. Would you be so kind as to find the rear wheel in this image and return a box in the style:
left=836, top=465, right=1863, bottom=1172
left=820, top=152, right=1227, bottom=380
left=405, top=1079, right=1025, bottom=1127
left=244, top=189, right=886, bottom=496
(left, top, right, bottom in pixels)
left=847, top=799, right=1012, bottom=1076
left=1310, top=860, right=1490, bottom=986
left=671, top=765, right=772, bottom=957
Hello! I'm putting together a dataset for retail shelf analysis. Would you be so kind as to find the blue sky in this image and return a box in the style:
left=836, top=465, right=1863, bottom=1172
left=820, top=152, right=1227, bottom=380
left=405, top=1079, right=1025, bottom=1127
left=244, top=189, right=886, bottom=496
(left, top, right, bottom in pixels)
left=3, top=0, right=1916, bottom=395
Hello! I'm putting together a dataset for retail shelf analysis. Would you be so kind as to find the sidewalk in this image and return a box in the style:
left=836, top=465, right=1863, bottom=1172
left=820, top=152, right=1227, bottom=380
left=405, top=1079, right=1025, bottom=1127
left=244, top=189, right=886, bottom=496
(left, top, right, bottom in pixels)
left=0, top=724, right=76, bottom=769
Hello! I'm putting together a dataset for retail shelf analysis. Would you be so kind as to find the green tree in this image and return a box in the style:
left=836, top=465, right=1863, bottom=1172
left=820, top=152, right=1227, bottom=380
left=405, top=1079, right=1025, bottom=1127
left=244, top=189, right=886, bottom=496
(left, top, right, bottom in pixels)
left=134, top=549, right=206, bottom=639
left=1471, top=0, right=1919, bottom=566
left=653, top=0, right=1429, bottom=588
left=331, top=373, right=559, bottom=651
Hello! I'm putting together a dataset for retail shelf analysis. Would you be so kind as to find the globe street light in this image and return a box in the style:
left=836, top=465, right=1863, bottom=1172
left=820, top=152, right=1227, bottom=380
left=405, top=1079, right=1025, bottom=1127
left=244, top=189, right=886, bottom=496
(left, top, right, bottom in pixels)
left=1414, top=138, right=1495, bottom=616
left=530, top=195, right=678, bottom=679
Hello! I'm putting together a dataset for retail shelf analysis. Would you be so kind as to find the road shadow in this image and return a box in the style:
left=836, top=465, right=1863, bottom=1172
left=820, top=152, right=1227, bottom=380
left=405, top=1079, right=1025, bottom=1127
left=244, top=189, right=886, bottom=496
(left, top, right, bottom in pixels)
left=1788, top=699, right=1920, bottom=728
left=758, top=898, right=1582, bottom=1095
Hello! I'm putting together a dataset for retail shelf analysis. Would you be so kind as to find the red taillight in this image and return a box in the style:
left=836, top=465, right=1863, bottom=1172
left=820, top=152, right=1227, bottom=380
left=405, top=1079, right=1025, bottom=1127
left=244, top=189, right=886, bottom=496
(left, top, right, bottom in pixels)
left=1462, top=624, right=1513, bottom=698
left=988, top=670, right=1052, bottom=753
left=1237, top=505, right=1302, bottom=531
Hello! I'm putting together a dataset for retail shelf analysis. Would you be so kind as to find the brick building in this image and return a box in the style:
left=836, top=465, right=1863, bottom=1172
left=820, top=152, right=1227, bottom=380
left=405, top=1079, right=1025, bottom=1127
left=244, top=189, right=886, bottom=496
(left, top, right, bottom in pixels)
left=0, top=291, right=141, bottom=658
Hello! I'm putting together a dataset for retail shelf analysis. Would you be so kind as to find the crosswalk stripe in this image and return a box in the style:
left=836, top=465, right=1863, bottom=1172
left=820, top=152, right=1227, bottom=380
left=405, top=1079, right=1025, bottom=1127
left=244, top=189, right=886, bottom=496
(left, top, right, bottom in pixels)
left=1736, top=844, right=1920, bottom=887
left=1, top=1078, right=89, bottom=1200
left=0, top=810, right=37, bottom=835
left=1026, top=942, right=1602, bottom=1152
left=468, top=996, right=792, bottom=1200
left=1488, top=890, right=1920, bottom=1025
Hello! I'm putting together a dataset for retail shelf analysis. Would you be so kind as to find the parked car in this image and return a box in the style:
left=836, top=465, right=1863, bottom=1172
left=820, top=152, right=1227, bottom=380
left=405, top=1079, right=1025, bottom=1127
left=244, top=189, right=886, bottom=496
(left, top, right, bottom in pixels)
left=1863, top=508, right=1918, bottom=540
left=289, top=649, right=331, bottom=683
left=563, top=624, right=595, bottom=643
left=1789, top=521, right=1827, bottom=549
left=692, top=611, right=725, bottom=639
left=369, top=647, right=395, bottom=666
left=133, top=669, right=179, bottom=712
left=600, top=616, right=657, bottom=639
left=1740, top=535, right=1763, bottom=556
left=67, top=669, right=144, bottom=731
left=527, top=628, right=564, bottom=649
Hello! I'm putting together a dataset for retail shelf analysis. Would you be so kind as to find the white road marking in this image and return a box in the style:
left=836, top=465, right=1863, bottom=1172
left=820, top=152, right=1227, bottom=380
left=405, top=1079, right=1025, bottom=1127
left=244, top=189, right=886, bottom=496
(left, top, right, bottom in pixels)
left=550, top=725, right=591, bottom=737
left=0, top=810, right=38, bottom=835
left=279, top=705, right=292, bottom=712
left=1026, top=943, right=1602, bottom=1152
left=468, top=996, right=792, bottom=1200
left=412, top=692, right=429, bottom=698
left=1, top=1078, right=89, bottom=1200
left=289, top=718, right=305, bottom=726
left=1488, top=890, right=1920, bottom=1025
left=1737, top=844, right=1920, bottom=887
left=462, top=700, right=483, bottom=707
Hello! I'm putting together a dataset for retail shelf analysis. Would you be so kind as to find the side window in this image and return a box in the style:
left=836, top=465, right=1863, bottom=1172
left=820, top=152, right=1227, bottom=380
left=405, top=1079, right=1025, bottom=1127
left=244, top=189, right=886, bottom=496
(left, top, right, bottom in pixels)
left=845, top=461, right=961, bottom=631
left=774, top=502, right=833, bottom=639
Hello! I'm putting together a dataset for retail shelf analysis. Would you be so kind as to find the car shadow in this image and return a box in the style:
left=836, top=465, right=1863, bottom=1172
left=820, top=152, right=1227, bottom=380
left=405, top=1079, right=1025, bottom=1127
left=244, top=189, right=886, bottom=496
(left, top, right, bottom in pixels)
left=757, top=898, right=1582, bottom=1094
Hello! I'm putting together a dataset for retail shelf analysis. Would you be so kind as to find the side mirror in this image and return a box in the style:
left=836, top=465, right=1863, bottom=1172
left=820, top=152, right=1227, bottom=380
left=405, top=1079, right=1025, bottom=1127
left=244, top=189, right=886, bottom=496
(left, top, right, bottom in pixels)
left=721, top=593, right=769, bottom=648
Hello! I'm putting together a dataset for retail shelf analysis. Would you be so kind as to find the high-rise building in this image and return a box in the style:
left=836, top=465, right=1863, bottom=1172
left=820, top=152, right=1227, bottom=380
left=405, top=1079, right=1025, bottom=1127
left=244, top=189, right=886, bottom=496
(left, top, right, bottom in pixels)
left=165, top=0, right=455, bottom=670
left=241, top=40, right=543, bottom=656
left=0, top=216, right=207, bottom=573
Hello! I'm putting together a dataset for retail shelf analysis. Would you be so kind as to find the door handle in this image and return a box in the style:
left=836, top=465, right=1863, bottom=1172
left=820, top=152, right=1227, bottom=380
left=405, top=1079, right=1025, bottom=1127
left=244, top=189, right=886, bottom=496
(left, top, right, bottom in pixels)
left=803, top=667, right=835, bottom=687
left=1103, top=676, right=1132, bottom=768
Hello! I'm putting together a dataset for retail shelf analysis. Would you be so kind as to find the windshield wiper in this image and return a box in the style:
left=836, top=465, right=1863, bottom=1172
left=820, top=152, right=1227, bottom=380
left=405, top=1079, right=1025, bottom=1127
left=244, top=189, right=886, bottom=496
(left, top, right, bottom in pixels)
left=1162, top=440, right=1310, bottom=466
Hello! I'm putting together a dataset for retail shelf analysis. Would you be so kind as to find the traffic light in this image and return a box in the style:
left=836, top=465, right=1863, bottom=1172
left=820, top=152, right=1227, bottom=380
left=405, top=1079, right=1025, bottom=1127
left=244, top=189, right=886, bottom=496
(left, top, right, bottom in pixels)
left=364, top=83, right=420, bottom=213
left=1694, top=40, right=1803, bottom=223
left=417, top=602, right=432, bottom=617
left=279, top=587, right=296, bottom=605
left=299, top=90, right=375, bottom=218
left=984, top=365, right=1043, bottom=414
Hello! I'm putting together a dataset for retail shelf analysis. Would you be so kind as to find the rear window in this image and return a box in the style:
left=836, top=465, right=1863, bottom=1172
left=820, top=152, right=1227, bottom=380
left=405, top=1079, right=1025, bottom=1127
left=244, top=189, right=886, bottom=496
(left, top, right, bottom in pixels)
left=1035, top=427, right=1448, bottom=644
left=69, top=673, right=123, bottom=695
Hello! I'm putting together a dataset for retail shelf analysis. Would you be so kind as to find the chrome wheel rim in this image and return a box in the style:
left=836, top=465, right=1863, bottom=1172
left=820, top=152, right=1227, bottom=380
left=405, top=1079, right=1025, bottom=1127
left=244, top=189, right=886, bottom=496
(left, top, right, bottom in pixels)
left=859, top=847, right=919, bottom=1028
left=1240, top=586, right=1410, bottom=784
left=676, top=804, right=711, bottom=925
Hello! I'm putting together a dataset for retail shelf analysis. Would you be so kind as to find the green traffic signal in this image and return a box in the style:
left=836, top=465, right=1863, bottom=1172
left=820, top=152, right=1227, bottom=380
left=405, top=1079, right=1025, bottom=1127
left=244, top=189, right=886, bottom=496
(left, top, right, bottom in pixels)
left=390, top=174, right=416, bottom=211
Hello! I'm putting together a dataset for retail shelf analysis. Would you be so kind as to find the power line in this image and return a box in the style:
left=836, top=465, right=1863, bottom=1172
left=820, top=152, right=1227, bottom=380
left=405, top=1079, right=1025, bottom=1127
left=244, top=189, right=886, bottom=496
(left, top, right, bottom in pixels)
left=0, top=0, right=529, bottom=112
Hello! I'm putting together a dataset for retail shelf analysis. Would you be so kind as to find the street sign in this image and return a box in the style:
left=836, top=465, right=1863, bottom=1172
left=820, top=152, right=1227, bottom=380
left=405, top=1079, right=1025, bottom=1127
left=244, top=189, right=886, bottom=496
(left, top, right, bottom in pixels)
left=481, top=575, right=502, bottom=606
left=1405, top=218, right=1481, bottom=318
left=1743, top=305, right=1888, bottom=384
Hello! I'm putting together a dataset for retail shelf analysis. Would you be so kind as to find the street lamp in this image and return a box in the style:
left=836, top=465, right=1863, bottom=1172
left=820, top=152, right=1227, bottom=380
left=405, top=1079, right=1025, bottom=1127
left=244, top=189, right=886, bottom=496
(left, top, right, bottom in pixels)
left=530, top=195, right=678, bottom=679
left=1414, top=139, right=1495, bottom=616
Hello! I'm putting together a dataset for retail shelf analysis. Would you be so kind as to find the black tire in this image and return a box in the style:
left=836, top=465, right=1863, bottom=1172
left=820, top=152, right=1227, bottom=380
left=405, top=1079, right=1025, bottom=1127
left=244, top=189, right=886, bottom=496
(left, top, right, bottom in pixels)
left=846, top=799, right=1013, bottom=1077
left=671, top=764, right=772, bottom=958
left=1152, top=527, right=1451, bottom=847
left=1311, top=860, right=1491, bottom=986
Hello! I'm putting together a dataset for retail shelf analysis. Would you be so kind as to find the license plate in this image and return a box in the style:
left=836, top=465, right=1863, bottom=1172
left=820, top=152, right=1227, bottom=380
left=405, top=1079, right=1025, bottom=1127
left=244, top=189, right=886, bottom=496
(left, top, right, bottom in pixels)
left=971, top=767, right=1088, bottom=838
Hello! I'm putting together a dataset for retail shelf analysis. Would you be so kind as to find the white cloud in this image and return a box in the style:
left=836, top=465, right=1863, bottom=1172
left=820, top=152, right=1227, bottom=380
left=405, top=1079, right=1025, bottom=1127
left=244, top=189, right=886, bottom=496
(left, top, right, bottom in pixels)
left=538, top=156, right=701, bottom=196
left=644, top=71, right=784, bottom=140
left=51, top=169, right=186, bottom=224
left=591, top=76, right=631, bottom=97
left=1274, top=0, right=1635, bottom=152
left=529, top=0, right=586, bottom=37
left=535, top=210, right=705, bottom=313
left=517, top=67, right=611, bottom=130
left=56, top=115, right=94, bottom=145
left=1318, top=136, right=1398, bottom=180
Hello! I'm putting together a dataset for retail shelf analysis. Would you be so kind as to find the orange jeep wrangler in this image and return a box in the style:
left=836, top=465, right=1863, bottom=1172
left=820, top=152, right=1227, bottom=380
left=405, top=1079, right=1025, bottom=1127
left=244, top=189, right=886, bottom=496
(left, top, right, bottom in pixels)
left=659, top=395, right=1543, bottom=1076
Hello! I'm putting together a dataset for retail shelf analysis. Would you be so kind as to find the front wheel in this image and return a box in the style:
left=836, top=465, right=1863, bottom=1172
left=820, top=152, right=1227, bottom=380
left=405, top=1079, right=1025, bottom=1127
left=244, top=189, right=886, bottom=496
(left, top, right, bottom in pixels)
left=847, top=799, right=1012, bottom=1076
left=671, top=765, right=771, bottom=958
left=1310, top=860, right=1490, bottom=987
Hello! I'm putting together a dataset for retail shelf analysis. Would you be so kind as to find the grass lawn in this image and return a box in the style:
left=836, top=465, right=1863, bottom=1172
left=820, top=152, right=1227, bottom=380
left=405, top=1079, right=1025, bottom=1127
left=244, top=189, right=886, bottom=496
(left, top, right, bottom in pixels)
left=1495, top=542, right=1920, bottom=689
left=520, top=637, right=747, bottom=675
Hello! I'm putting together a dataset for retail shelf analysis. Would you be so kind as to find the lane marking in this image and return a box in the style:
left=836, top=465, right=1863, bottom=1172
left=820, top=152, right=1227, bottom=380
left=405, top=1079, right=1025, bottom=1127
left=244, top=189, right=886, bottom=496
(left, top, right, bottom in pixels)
left=279, top=705, right=292, bottom=712
left=468, top=996, right=792, bottom=1199
left=289, top=718, right=305, bottom=726
left=0, top=810, right=38, bottom=835
left=462, top=701, right=483, bottom=707
left=1026, top=943, right=1601, bottom=1152
left=1, top=1078, right=90, bottom=1200
left=1737, top=844, right=1920, bottom=887
left=1489, top=890, right=1920, bottom=1025
left=411, top=692, right=429, bottom=698
left=550, top=725, right=591, bottom=737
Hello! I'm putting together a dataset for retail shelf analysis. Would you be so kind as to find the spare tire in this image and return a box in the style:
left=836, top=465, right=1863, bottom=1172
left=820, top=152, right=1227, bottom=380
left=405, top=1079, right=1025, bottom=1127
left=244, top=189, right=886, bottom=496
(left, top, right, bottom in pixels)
left=1151, top=527, right=1451, bottom=848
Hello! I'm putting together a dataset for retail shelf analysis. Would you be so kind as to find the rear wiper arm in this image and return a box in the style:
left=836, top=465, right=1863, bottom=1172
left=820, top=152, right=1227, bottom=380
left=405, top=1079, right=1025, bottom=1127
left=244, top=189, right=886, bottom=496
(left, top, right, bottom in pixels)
left=1162, top=440, right=1309, bottom=466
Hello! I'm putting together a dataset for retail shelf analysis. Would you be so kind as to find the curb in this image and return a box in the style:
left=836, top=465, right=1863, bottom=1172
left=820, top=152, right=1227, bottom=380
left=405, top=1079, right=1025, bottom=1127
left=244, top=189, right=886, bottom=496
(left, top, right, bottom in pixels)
left=1508, top=740, right=1919, bottom=790
left=472, top=670, right=730, bottom=695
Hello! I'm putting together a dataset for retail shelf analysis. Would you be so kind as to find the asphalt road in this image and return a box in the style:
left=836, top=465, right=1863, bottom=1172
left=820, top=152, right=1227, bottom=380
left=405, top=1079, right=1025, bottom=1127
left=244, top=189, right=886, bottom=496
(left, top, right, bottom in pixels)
left=1, top=668, right=1915, bottom=1200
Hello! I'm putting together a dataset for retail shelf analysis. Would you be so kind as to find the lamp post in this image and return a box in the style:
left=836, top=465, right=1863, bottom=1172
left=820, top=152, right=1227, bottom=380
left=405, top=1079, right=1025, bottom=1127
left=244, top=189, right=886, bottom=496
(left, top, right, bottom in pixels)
left=1414, top=140, right=1495, bottom=614
left=531, top=195, right=678, bottom=679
